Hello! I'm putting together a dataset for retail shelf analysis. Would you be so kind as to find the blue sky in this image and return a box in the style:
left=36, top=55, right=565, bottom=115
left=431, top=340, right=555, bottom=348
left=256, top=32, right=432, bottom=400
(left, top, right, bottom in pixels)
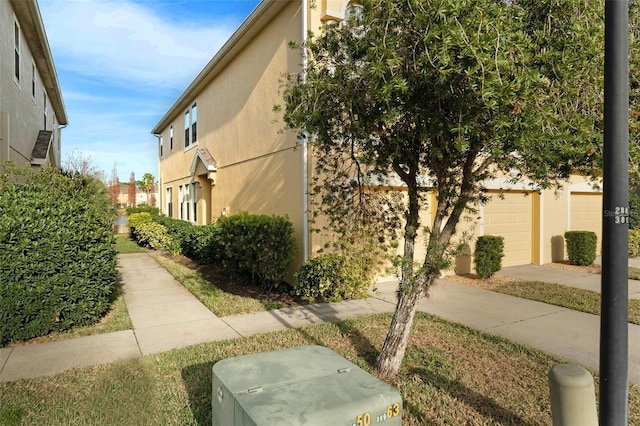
left=38, top=0, right=261, bottom=182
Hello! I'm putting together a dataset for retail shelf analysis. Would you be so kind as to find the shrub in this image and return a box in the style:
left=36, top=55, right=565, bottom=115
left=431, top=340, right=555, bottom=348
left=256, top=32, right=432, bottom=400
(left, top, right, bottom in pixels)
left=127, top=212, right=152, bottom=241
left=565, top=231, right=597, bottom=266
left=181, top=223, right=222, bottom=263
left=294, top=253, right=371, bottom=301
left=0, top=166, right=118, bottom=345
left=126, top=204, right=160, bottom=216
left=474, top=235, right=504, bottom=279
left=217, top=213, right=295, bottom=290
left=133, top=221, right=171, bottom=250
left=629, top=229, right=640, bottom=258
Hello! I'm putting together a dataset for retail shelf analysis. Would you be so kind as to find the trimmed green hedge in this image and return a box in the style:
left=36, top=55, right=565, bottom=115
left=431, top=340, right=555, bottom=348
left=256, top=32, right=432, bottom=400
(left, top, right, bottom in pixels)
left=126, top=204, right=160, bottom=216
left=474, top=235, right=504, bottom=279
left=218, top=213, right=295, bottom=290
left=0, top=167, right=118, bottom=345
left=294, top=253, right=371, bottom=301
left=565, top=231, right=597, bottom=266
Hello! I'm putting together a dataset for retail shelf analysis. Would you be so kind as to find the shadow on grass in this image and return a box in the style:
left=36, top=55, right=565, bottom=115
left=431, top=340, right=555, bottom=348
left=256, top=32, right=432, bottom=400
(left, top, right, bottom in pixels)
left=182, top=360, right=217, bottom=426
left=403, top=346, right=535, bottom=425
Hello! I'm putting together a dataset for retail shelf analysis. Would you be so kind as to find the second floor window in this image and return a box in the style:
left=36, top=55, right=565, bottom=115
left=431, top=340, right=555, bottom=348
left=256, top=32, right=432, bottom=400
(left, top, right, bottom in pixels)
left=184, top=111, right=190, bottom=148
left=14, top=21, right=20, bottom=82
left=159, top=135, right=164, bottom=157
left=184, top=103, right=198, bottom=149
left=170, top=125, right=174, bottom=151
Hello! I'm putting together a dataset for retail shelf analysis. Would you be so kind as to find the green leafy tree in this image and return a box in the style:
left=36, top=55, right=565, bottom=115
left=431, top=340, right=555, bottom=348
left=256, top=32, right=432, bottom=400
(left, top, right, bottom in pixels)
left=280, top=0, right=606, bottom=380
left=136, top=172, right=156, bottom=205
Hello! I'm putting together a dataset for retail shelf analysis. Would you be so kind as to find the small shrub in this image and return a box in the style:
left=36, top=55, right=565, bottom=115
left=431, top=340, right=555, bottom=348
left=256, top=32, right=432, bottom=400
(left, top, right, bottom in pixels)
left=474, top=235, right=504, bottom=279
left=127, top=212, right=153, bottom=242
left=630, top=229, right=640, bottom=258
left=565, top=231, right=597, bottom=266
left=181, top=223, right=222, bottom=263
left=217, top=213, right=295, bottom=290
left=294, top=253, right=371, bottom=301
left=133, top=221, right=171, bottom=250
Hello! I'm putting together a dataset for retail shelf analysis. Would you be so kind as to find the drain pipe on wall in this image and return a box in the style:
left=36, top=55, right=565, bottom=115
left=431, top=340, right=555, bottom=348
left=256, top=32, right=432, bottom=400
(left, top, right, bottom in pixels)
left=301, top=0, right=309, bottom=262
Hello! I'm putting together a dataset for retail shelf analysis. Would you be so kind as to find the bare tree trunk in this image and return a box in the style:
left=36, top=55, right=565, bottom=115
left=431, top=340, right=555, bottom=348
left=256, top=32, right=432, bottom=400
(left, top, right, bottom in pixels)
left=375, top=276, right=432, bottom=381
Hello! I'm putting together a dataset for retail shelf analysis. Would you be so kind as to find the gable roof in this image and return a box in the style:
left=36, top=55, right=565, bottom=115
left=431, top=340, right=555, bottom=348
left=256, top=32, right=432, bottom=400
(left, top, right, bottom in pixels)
left=151, top=0, right=291, bottom=134
left=10, top=0, right=67, bottom=126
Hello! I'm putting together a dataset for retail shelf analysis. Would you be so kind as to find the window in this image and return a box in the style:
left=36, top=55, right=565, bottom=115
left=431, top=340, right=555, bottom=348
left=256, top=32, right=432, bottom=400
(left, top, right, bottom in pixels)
left=159, top=135, right=164, bottom=157
left=43, top=93, right=47, bottom=129
left=14, top=21, right=20, bottom=82
left=192, top=182, right=198, bottom=223
left=344, top=2, right=364, bottom=21
left=170, top=125, right=174, bottom=151
left=191, top=103, right=198, bottom=143
left=166, top=187, right=173, bottom=218
left=184, top=103, right=198, bottom=149
left=184, top=111, right=190, bottom=148
left=31, top=62, right=36, bottom=98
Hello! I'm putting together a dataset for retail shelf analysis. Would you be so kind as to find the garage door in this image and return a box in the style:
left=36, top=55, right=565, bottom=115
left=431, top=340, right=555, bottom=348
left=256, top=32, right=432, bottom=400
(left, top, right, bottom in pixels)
left=483, top=192, right=533, bottom=267
left=570, top=193, right=602, bottom=254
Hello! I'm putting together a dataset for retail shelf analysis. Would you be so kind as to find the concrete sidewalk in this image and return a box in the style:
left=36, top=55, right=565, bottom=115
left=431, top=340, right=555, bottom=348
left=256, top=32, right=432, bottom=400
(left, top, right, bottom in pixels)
left=1, top=253, right=638, bottom=384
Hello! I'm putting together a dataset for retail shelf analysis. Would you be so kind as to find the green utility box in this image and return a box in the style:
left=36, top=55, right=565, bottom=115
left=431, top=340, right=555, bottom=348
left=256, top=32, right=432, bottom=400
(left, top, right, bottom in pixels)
left=212, top=345, right=402, bottom=426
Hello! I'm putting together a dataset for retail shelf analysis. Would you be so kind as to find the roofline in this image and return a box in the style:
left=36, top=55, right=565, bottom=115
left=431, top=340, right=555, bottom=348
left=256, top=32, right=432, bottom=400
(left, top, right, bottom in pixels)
left=10, top=0, right=68, bottom=125
left=151, top=0, right=292, bottom=134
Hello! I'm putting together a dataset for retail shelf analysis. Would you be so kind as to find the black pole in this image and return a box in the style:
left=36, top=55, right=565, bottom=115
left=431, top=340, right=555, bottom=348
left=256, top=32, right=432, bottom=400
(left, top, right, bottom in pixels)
left=600, top=0, right=629, bottom=424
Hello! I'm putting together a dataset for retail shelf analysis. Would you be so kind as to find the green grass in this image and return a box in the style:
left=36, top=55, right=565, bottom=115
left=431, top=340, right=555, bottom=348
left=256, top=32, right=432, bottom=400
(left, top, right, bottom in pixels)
left=114, top=234, right=148, bottom=254
left=3, top=312, right=638, bottom=425
left=476, top=280, right=640, bottom=325
left=152, top=255, right=271, bottom=316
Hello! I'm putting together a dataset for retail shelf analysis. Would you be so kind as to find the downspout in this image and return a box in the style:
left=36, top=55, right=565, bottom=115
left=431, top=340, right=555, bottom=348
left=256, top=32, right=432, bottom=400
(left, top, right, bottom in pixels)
left=152, top=133, right=162, bottom=213
left=301, top=0, right=309, bottom=262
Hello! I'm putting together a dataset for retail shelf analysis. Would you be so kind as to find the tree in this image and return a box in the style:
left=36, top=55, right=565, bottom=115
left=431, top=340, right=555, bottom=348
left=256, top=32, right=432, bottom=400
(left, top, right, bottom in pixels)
left=109, top=162, right=120, bottom=206
left=280, top=0, right=605, bottom=380
left=128, top=172, right=136, bottom=208
left=136, top=173, right=155, bottom=205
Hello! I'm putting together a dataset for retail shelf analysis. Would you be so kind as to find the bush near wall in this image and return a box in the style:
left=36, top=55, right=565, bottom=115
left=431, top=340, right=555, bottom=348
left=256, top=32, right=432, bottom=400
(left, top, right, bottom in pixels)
left=294, top=253, right=371, bottom=301
left=565, top=231, right=597, bottom=266
left=151, top=216, right=220, bottom=262
left=0, top=167, right=118, bottom=345
left=474, top=235, right=505, bottom=279
left=629, top=229, right=640, bottom=258
left=217, top=213, right=295, bottom=290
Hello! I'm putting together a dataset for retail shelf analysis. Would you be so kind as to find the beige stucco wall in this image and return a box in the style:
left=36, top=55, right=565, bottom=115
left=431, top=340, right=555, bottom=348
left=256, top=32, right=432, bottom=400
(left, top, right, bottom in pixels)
left=0, top=0, right=62, bottom=168
left=157, top=1, right=306, bottom=275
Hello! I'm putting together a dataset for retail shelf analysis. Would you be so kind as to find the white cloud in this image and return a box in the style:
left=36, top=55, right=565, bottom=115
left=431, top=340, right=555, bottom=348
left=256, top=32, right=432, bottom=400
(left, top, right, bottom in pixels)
left=39, top=0, right=238, bottom=89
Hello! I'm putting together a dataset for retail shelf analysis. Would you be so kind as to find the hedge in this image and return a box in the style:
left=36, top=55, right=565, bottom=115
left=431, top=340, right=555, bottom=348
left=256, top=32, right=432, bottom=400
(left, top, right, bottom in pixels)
left=0, top=167, right=118, bottom=345
left=294, top=253, right=371, bottom=301
left=565, top=231, right=597, bottom=266
left=218, top=213, right=295, bottom=290
left=474, top=235, right=504, bottom=279
left=629, top=229, right=640, bottom=258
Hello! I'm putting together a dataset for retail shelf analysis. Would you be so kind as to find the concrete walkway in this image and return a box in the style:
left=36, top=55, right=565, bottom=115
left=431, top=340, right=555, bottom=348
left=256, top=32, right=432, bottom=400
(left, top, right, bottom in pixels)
left=1, top=253, right=638, bottom=384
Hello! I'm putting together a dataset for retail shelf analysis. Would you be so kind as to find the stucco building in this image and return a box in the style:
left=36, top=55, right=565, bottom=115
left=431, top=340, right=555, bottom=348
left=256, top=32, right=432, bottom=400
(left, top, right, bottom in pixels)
left=0, top=0, right=66, bottom=169
left=153, top=0, right=602, bottom=275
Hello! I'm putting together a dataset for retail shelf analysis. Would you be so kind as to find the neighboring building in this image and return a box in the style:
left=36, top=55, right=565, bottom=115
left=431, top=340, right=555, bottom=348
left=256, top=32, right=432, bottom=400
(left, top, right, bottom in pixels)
left=0, top=0, right=67, bottom=169
left=115, top=183, right=159, bottom=208
left=153, top=0, right=602, bottom=276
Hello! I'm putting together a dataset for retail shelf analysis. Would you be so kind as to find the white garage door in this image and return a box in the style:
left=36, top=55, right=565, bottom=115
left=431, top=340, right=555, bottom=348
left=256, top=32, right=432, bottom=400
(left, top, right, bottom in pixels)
left=570, top=193, right=603, bottom=254
left=483, top=192, right=533, bottom=267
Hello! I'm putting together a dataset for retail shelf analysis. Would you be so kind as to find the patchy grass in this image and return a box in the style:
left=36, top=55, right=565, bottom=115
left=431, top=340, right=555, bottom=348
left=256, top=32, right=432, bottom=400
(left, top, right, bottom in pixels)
left=451, top=276, right=640, bottom=325
left=3, top=312, right=637, bottom=425
left=114, top=234, right=147, bottom=254
left=152, top=254, right=287, bottom=316
left=630, top=267, right=640, bottom=281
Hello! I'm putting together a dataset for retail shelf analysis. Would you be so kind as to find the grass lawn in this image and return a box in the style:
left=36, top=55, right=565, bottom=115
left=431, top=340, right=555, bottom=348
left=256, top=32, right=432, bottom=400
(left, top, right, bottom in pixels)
left=153, top=254, right=309, bottom=316
left=3, top=312, right=638, bottom=425
left=630, top=267, right=640, bottom=281
left=114, top=233, right=148, bottom=254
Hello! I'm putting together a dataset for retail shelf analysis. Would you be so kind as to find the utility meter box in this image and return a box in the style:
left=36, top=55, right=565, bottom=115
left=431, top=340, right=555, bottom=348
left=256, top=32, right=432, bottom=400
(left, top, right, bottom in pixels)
left=212, top=345, right=402, bottom=426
